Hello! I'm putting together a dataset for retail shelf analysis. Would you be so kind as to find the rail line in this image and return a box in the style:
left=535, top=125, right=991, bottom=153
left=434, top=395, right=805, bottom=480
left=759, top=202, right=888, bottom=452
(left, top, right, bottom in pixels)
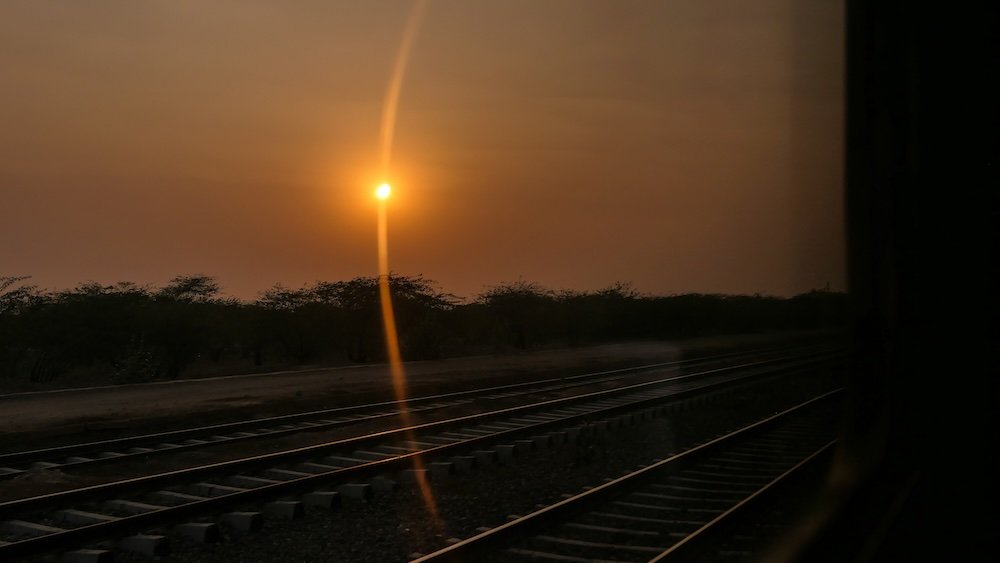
left=0, top=345, right=816, bottom=480
left=0, top=352, right=838, bottom=561
left=413, top=389, right=841, bottom=563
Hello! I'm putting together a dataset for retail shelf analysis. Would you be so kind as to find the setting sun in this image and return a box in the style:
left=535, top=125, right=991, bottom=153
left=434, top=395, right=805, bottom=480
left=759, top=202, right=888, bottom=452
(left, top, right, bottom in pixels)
left=375, top=183, right=392, bottom=200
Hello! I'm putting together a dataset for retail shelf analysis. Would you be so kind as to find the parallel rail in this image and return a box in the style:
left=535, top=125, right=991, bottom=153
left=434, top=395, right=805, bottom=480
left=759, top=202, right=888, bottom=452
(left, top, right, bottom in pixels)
left=413, top=389, right=841, bottom=563
left=0, top=353, right=838, bottom=561
left=0, top=345, right=812, bottom=479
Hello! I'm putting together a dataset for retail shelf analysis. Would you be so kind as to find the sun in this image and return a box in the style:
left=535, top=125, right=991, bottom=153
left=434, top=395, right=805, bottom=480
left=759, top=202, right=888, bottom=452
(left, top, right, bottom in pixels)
left=375, top=183, right=392, bottom=200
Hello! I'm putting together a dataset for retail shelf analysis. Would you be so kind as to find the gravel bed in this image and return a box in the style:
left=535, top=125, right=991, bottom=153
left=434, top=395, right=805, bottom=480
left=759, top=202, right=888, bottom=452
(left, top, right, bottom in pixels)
left=1, top=331, right=834, bottom=453
left=0, top=368, right=675, bottom=502
left=97, top=366, right=842, bottom=563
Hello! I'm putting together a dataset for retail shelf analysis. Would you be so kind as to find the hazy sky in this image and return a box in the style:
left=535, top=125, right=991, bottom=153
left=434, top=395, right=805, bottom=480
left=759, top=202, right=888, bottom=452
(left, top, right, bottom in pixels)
left=1, top=0, right=843, bottom=300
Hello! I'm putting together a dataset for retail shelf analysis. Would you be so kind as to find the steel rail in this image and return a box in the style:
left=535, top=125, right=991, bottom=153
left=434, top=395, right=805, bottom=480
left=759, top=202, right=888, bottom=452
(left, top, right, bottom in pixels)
left=0, top=355, right=837, bottom=560
left=1, top=353, right=828, bottom=512
left=0, top=344, right=809, bottom=470
left=411, top=388, right=842, bottom=562
left=647, top=440, right=836, bottom=562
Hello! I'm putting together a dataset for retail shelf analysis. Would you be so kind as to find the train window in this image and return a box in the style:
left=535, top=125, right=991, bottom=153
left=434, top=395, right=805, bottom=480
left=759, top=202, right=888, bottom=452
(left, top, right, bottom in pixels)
left=1, top=1, right=986, bottom=562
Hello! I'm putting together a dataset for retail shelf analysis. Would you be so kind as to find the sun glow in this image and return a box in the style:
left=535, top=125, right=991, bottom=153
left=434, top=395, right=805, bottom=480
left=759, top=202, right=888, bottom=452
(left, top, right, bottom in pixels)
left=375, top=183, right=392, bottom=200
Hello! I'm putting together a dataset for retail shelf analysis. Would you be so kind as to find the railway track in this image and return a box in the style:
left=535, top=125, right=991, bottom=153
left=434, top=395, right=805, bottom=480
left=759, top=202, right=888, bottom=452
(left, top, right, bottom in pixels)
left=412, top=389, right=841, bottom=563
left=0, top=351, right=838, bottom=562
left=0, top=346, right=814, bottom=481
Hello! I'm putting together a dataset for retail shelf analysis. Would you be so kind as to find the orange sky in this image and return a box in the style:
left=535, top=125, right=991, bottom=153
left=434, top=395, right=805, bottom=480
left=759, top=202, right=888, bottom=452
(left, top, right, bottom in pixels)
left=1, top=1, right=844, bottom=300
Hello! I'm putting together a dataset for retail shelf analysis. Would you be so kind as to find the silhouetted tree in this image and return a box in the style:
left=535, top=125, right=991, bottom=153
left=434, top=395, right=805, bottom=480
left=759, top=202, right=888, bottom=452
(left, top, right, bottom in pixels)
left=472, top=281, right=559, bottom=350
left=156, top=275, right=221, bottom=303
left=0, top=273, right=846, bottom=387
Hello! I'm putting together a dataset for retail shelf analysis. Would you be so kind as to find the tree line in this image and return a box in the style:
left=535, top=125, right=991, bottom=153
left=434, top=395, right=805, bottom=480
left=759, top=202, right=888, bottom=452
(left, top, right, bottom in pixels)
left=0, top=275, right=846, bottom=385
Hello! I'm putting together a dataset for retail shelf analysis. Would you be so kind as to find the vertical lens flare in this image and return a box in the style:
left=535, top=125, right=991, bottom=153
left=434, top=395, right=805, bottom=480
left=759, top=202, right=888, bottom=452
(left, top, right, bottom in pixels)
left=377, top=191, right=441, bottom=527
left=374, top=0, right=441, bottom=529
left=380, top=0, right=428, bottom=180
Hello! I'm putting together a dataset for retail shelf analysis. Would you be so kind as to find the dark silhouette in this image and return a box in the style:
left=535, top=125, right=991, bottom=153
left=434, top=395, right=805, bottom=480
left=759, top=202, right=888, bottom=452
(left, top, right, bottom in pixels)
left=0, top=273, right=845, bottom=387
left=773, top=3, right=991, bottom=561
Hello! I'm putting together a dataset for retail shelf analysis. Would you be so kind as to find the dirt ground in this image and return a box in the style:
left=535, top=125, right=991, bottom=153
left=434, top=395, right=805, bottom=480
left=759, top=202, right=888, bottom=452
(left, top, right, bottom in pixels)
left=0, top=332, right=821, bottom=451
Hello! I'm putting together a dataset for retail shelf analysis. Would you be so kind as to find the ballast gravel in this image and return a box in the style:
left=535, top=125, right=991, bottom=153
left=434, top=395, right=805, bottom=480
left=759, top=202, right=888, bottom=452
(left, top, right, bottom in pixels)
left=108, top=368, right=838, bottom=563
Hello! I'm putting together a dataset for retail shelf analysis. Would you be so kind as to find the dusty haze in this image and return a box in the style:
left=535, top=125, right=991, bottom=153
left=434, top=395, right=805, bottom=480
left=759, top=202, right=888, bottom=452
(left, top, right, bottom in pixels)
left=0, top=0, right=843, bottom=300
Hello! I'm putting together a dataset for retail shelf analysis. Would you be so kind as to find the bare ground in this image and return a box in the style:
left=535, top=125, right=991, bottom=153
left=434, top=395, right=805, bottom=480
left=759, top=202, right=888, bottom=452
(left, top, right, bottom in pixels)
left=0, top=332, right=822, bottom=452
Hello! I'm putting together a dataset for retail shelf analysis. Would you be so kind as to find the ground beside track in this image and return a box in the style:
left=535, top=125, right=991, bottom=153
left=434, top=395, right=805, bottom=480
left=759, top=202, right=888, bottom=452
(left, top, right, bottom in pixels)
left=0, top=331, right=830, bottom=451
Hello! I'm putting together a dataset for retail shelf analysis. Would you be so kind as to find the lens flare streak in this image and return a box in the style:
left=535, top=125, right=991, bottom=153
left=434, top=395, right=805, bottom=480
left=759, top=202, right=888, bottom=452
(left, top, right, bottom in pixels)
left=379, top=0, right=428, bottom=180
left=375, top=0, right=440, bottom=528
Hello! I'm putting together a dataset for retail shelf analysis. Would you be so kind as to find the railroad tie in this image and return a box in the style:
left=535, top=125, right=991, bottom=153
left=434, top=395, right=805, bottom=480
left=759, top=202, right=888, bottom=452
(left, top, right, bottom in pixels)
left=472, top=450, right=497, bottom=466
left=149, top=490, right=208, bottom=504
left=371, top=476, right=399, bottom=495
left=60, top=549, right=113, bottom=563
left=104, top=499, right=167, bottom=514
left=174, top=522, right=220, bottom=543
left=117, top=534, right=170, bottom=557
left=263, top=467, right=313, bottom=480
left=55, top=509, right=118, bottom=526
left=449, top=455, right=477, bottom=473
left=220, top=512, right=262, bottom=534
left=337, top=483, right=372, bottom=500
left=301, top=490, right=341, bottom=509
left=0, top=519, right=67, bottom=537
left=263, top=500, right=304, bottom=520
left=294, top=462, right=341, bottom=474
left=189, top=482, right=248, bottom=497
left=226, top=475, right=281, bottom=488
